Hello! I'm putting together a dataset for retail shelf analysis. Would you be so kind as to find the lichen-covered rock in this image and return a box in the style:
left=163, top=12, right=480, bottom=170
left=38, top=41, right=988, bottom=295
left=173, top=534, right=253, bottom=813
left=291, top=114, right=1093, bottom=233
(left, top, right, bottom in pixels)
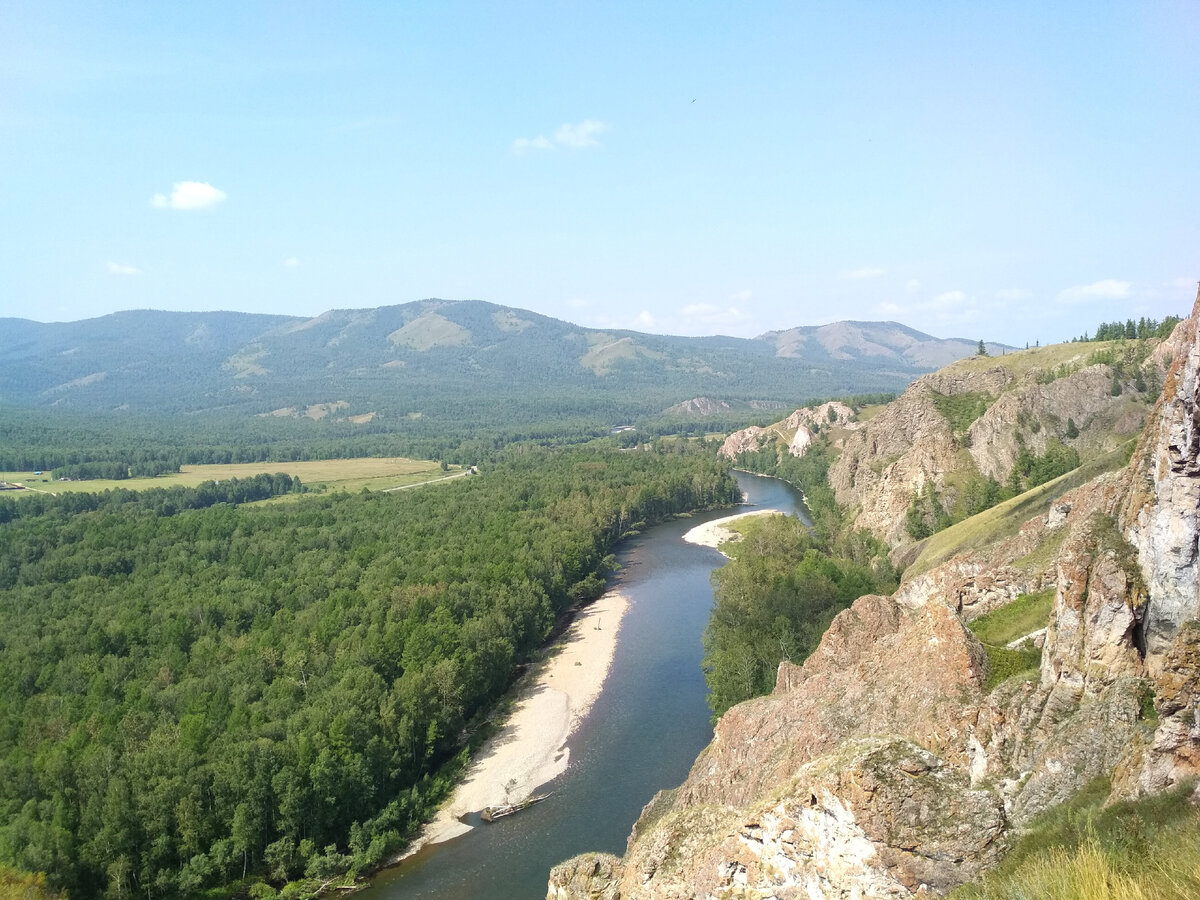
left=1130, top=622, right=1200, bottom=796
left=1123, top=305, right=1200, bottom=672
left=547, top=853, right=624, bottom=900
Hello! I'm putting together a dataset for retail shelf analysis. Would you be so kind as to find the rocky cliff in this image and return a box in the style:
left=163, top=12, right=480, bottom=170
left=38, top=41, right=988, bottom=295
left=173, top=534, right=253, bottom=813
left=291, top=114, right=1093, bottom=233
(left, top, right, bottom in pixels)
left=548, top=295, right=1199, bottom=899
left=718, top=401, right=857, bottom=460
left=828, top=343, right=1165, bottom=553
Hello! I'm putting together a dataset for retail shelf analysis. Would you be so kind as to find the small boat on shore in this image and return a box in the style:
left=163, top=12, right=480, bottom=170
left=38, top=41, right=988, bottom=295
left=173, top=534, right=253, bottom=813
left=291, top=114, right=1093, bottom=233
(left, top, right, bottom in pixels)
left=480, top=793, right=551, bottom=822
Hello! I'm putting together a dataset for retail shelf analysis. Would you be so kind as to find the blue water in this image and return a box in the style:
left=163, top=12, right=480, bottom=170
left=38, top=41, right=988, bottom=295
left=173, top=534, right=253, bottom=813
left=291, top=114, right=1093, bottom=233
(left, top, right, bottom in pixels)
left=358, top=471, right=808, bottom=900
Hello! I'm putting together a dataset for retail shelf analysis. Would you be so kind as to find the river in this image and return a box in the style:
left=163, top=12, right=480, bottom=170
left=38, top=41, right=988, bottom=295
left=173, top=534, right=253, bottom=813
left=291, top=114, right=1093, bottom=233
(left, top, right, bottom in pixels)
left=358, top=471, right=809, bottom=900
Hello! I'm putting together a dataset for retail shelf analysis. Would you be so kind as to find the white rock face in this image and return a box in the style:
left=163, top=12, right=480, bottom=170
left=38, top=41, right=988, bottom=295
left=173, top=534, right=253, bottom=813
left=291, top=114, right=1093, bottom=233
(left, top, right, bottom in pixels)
left=788, top=423, right=813, bottom=457
left=1125, top=310, right=1200, bottom=672
left=719, top=425, right=769, bottom=460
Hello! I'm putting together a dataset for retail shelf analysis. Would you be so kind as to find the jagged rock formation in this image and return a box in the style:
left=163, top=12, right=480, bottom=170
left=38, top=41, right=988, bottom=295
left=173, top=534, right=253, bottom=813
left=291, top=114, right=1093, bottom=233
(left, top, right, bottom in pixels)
left=548, top=294, right=1200, bottom=899
left=828, top=345, right=1165, bottom=551
left=719, top=401, right=857, bottom=461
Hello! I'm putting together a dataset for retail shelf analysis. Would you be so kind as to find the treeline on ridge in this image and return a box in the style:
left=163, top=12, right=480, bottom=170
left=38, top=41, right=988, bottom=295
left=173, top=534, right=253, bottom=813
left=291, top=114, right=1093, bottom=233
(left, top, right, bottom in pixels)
left=0, top=448, right=738, bottom=898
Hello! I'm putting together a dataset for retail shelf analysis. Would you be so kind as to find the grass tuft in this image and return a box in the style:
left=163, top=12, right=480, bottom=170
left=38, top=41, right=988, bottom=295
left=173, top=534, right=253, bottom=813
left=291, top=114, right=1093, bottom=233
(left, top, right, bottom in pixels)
left=968, top=590, right=1054, bottom=646
left=953, top=779, right=1200, bottom=900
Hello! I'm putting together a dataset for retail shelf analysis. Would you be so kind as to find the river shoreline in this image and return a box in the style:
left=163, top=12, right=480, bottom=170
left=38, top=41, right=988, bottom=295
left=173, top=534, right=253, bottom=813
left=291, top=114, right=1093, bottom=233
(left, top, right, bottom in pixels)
left=393, top=587, right=631, bottom=859
left=682, top=508, right=784, bottom=554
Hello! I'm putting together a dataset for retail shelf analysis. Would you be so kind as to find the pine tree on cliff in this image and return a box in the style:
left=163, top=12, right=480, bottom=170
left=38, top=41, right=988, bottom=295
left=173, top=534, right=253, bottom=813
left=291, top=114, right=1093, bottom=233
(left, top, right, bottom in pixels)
left=977, top=339, right=988, bottom=356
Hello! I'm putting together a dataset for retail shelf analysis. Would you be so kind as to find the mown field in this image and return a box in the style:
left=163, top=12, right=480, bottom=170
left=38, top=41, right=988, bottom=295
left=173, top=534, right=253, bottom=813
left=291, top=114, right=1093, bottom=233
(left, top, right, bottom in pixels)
left=0, top=456, right=457, bottom=496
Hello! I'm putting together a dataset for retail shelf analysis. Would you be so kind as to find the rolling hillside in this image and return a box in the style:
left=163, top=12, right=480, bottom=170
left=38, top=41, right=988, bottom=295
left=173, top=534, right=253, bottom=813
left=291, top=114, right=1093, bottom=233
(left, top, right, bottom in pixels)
left=1, top=300, right=1006, bottom=428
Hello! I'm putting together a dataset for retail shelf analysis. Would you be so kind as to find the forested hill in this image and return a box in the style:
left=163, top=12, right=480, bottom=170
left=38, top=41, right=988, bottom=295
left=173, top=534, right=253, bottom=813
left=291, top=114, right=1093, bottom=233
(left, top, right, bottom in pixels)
left=1, top=300, right=999, bottom=426
left=0, top=448, right=738, bottom=897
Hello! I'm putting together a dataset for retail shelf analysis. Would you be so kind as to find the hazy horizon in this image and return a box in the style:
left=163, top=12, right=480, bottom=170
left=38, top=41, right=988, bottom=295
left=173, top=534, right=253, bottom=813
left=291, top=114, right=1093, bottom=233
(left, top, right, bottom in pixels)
left=3, top=2, right=1196, bottom=346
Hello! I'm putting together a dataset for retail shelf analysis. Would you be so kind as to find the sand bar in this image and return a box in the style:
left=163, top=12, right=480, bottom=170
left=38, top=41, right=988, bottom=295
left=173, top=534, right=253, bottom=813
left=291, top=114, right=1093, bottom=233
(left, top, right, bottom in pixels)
left=399, top=588, right=630, bottom=855
left=682, top=508, right=784, bottom=554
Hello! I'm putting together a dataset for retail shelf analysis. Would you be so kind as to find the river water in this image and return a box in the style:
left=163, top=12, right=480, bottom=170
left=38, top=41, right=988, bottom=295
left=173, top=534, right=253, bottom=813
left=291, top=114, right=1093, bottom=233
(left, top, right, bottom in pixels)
left=359, top=471, right=808, bottom=900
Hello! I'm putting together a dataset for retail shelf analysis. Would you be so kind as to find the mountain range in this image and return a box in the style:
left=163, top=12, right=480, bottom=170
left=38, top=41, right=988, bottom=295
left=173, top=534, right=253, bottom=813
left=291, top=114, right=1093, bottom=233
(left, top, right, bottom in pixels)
left=1, top=299, right=1007, bottom=427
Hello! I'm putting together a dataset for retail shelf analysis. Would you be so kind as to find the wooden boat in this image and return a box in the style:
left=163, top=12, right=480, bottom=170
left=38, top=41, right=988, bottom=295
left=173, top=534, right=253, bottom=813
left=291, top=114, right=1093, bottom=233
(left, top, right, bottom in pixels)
left=481, top=792, right=551, bottom=822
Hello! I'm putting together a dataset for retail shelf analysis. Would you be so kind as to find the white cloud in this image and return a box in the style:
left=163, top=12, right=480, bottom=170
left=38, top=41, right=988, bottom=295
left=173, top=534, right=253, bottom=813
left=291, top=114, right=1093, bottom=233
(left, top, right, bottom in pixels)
left=928, top=289, right=968, bottom=309
left=996, top=288, right=1031, bottom=302
left=513, top=120, right=609, bottom=155
left=1165, top=276, right=1195, bottom=289
left=1056, top=279, right=1131, bottom=304
left=634, top=310, right=657, bottom=330
left=511, top=135, right=554, bottom=154
left=150, top=181, right=227, bottom=210
left=846, top=266, right=886, bottom=280
left=554, top=119, right=608, bottom=149
left=877, top=301, right=904, bottom=317
left=282, top=257, right=301, bottom=268
left=905, top=279, right=921, bottom=294
left=729, top=289, right=753, bottom=303
left=106, top=262, right=142, bottom=276
left=676, top=303, right=749, bottom=335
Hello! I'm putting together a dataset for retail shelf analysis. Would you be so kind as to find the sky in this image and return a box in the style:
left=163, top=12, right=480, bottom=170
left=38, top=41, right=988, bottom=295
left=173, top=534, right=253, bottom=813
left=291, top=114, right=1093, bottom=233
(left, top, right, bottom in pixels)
left=2, top=1, right=1197, bottom=346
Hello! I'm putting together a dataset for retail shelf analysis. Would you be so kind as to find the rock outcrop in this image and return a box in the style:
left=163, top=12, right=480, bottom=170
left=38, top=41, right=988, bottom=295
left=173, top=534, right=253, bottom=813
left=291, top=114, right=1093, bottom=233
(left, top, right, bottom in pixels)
left=719, top=401, right=858, bottom=461
left=829, top=345, right=1164, bottom=551
left=548, top=292, right=1200, bottom=899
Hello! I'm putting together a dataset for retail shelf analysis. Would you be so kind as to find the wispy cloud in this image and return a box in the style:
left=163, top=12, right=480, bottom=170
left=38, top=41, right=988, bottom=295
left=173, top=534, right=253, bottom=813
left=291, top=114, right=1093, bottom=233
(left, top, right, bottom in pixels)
left=282, top=257, right=300, bottom=268
left=511, top=135, right=554, bottom=154
left=512, top=120, right=609, bottom=154
left=996, top=288, right=1031, bottom=302
left=634, top=310, right=657, bottom=330
left=928, top=289, right=968, bottom=309
left=876, top=301, right=905, bottom=317
left=554, top=120, right=608, bottom=149
left=680, top=303, right=748, bottom=330
left=846, top=266, right=886, bottom=280
left=151, top=181, right=227, bottom=210
left=729, top=289, right=753, bottom=303
left=1056, top=279, right=1131, bottom=304
left=106, top=261, right=142, bottom=276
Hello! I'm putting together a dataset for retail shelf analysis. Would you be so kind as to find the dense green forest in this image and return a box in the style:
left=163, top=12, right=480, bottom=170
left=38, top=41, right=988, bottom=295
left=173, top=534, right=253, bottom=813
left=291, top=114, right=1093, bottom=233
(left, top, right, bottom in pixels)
left=0, top=449, right=737, bottom=898
left=702, top=514, right=897, bottom=718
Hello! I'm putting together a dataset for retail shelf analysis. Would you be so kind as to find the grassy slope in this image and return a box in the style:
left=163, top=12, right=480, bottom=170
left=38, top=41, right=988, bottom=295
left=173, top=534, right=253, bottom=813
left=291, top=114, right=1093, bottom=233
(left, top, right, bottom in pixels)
left=951, top=780, right=1200, bottom=900
left=907, top=442, right=1134, bottom=578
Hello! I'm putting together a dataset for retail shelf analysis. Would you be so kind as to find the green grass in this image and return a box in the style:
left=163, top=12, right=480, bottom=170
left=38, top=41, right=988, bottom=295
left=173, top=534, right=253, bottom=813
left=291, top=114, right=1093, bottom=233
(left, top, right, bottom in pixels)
left=947, top=341, right=1119, bottom=380
left=908, top=442, right=1134, bottom=578
left=952, top=779, right=1200, bottom=900
left=0, top=457, right=452, bottom=496
left=931, top=390, right=996, bottom=434
left=979, top=644, right=1041, bottom=692
left=968, top=590, right=1054, bottom=646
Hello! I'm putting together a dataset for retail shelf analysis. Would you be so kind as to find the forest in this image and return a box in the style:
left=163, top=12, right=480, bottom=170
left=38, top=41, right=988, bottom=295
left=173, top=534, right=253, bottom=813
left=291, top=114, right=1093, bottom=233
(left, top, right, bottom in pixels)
left=0, top=448, right=737, bottom=898
left=702, top=512, right=897, bottom=718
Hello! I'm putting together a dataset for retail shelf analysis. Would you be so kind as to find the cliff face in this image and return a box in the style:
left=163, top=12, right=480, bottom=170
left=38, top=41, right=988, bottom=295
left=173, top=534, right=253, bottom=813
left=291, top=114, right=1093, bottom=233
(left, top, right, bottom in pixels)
left=719, top=401, right=857, bottom=461
left=548, top=295, right=1199, bottom=899
left=828, top=346, right=1163, bottom=552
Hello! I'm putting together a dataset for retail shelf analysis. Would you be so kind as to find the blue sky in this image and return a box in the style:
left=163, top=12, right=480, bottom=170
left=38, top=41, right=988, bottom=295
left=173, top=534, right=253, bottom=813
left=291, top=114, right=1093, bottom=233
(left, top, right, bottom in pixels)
left=2, top=1, right=1197, bottom=345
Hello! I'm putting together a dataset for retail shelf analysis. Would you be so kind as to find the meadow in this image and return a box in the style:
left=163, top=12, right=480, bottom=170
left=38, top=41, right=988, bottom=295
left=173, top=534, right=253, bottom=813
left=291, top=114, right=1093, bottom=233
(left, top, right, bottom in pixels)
left=0, top=456, right=456, bottom=496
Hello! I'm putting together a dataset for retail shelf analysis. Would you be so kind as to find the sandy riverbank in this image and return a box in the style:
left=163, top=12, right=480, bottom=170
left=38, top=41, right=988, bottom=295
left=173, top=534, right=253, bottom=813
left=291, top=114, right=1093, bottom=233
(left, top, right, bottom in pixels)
left=682, top=508, right=784, bottom=554
left=401, top=588, right=630, bottom=854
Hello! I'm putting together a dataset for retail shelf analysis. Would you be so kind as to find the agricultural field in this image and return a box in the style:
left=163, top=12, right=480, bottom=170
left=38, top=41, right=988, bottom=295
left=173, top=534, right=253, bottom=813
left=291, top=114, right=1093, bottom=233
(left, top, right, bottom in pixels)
left=0, top=456, right=460, bottom=496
